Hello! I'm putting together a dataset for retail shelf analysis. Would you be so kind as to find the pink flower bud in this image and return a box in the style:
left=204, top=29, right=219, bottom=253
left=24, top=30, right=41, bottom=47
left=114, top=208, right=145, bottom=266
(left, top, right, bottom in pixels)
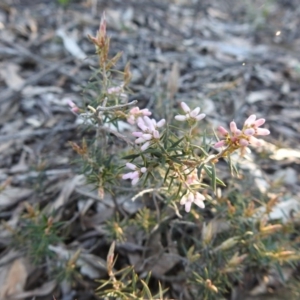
left=130, top=107, right=140, bottom=114
left=256, top=128, right=270, bottom=136
left=254, top=118, right=265, bottom=127
left=230, top=121, right=238, bottom=134
left=244, top=128, right=255, bottom=136
left=239, top=139, right=249, bottom=146
left=214, top=140, right=226, bottom=148
left=140, top=109, right=152, bottom=116
left=132, top=132, right=143, bottom=137
left=153, top=130, right=160, bottom=139
left=218, top=126, right=228, bottom=136
left=142, top=134, right=153, bottom=140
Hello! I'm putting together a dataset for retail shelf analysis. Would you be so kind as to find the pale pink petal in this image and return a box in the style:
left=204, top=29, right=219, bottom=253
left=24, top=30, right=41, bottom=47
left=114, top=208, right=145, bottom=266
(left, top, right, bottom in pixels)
left=130, top=107, right=140, bottom=114
left=141, top=141, right=151, bottom=151
left=135, top=137, right=146, bottom=144
left=194, top=195, right=205, bottom=209
left=185, top=201, right=192, bottom=212
left=181, top=102, right=190, bottom=113
left=214, top=140, right=226, bottom=148
left=137, top=121, right=148, bottom=132
left=140, top=167, right=147, bottom=173
left=144, top=116, right=155, bottom=132
left=141, top=109, right=152, bottom=116
left=249, top=136, right=262, bottom=146
left=180, top=195, right=187, bottom=205
left=142, top=134, right=153, bottom=140
left=244, top=115, right=256, bottom=126
left=195, top=192, right=205, bottom=201
left=131, top=171, right=139, bottom=179
left=235, top=129, right=242, bottom=136
left=132, top=132, right=143, bottom=137
left=126, top=163, right=137, bottom=170
left=156, top=119, right=166, bottom=127
left=122, top=172, right=133, bottom=180
left=188, top=193, right=194, bottom=203
left=254, top=118, right=265, bottom=127
left=153, top=130, right=160, bottom=139
left=175, top=115, right=187, bottom=121
left=190, top=107, right=200, bottom=117
left=131, top=177, right=140, bottom=185
left=230, top=121, right=238, bottom=134
left=218, top=126, right=228, bottom=136
left=256, top=128, right=270, bottom=136
left=239, top=138, right=249, bottom=146
left=68, top=100, right=76, bottom=108
left=244, top=128, right=255, bottom=136
left=127, top=116, right=135, bottom=125
left=195, top=113, right=206, bottom=121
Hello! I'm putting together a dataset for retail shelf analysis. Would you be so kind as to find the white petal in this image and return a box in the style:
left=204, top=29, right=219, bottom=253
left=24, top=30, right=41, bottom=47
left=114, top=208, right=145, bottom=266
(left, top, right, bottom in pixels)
left=141, top=141, right=151, bottom=151
left=190, top=107, right=200, bottom=117
left=126, top=163, right=137, bottom=170
left=142, top=134, right=153, bottom=140
left=175, top=115, right=187, bottom=121
left=181, top=102, right=190, bottom=113
left=135, top=137, right=146, bottom=144
left=122, top=172, right=133, bottom=179
left=256, top=128, right=270, bottom=136
left=249, top=136, right=262, bottom=146
left=132, top=132, right=143, bottom=137
left=131, top=177, right=140, bottom=185
left=156, top=119, right=166, bottom=127
left=244, top=115, right=256, bottom=126
left=180, top=195, right=187, bottom=205
left=185, top=201, right=192, bottom=212
left=153, top=130, right=160, bottom=139
left=144, top=116, right=155, bottom=132
left=195, top=113, right=206, bottom=121
left=194, top=198, right=205, bottom=209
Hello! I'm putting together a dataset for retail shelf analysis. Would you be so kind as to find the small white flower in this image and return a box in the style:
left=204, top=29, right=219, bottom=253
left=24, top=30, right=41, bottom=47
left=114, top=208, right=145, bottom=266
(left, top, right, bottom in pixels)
left=180, top=191, right=205, bottom=212
left=175, top=102, right=206, bottom=122
left=122, top=163, right=147, bottom=185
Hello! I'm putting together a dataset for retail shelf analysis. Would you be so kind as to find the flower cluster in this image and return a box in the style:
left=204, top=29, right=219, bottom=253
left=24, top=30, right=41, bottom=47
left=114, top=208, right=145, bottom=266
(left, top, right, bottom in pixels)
left=133, top=116, right=166, bottom=151
left=214, top=115, right=270, bottom=152
left=126, top=107, right=152, bottom=125
left=175, top=102, right=206, bottom=123
left=182, top=168, right=205, bottom=212
left=121, top=103, right=269, bottom=214
left=180, top=191, right=206, bottom=213
left=122, top=163, right=147, bottom=186
left=107, top=85, right=128, bottom=102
